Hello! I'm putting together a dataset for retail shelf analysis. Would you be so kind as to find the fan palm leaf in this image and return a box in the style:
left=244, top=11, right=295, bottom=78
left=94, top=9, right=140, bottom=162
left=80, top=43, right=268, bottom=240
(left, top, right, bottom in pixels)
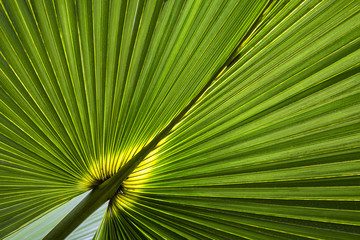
left=1, top=0, right=359, bottom=239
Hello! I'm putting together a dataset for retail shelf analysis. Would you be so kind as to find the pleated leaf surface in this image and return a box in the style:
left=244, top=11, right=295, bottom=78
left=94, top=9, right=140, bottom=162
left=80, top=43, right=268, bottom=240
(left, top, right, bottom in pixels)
left=1, top=0, right=359, bottom=239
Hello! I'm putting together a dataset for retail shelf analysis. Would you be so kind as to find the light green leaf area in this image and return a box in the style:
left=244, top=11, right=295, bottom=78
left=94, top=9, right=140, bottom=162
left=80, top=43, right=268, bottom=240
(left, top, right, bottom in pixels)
left=66, top=202, right=107, bottom=240
left=1, top=0, right=360, bottom=239
left=4, top=192, right=87, bottom=240
left=4, top=191, right=106, bottom=240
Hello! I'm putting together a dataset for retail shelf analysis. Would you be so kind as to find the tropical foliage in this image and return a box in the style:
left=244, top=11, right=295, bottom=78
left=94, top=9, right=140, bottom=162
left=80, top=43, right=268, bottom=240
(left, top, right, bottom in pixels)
left=1, top=0, right=360, bottom=239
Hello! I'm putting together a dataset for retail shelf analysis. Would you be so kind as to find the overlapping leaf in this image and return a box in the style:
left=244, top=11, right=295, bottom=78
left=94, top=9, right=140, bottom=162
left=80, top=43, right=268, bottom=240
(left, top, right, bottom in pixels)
left=104, top=0, right=360, bottom=239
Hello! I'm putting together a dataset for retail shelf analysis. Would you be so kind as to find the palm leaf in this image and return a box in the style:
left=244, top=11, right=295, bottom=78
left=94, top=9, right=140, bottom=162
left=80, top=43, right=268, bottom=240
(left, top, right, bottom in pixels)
left=1, top=0, right=359, bottom=239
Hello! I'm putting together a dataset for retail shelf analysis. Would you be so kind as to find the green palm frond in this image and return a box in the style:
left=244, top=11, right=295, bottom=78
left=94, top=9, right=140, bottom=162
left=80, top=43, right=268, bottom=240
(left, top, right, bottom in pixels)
left=1, top=0, right=359, bottom=239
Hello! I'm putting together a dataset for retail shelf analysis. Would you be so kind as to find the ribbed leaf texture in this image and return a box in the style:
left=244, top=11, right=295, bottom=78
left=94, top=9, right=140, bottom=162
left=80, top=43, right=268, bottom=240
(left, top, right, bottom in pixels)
left=1, top=0, right=359, bottom=239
